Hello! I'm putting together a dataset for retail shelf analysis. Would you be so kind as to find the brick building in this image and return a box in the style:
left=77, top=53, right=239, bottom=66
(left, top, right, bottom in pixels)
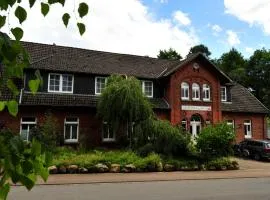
left=0, top=41, right=269, bottom=146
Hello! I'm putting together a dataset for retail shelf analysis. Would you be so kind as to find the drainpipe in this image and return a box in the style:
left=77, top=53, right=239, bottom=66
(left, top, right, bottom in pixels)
left=19, top=89, right=23, bottom=104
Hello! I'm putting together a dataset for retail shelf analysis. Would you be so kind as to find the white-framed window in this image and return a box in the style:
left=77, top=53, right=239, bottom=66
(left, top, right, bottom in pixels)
left=20, top=117, right=37, bottom=141
left=227, top=120, right=234, bottom=129
left=95, top=77, right=107, bottom=95
left=142, top=81, right=153, bottom=98
left=221, top=86, right=227, bottom=102
left=181, top=82, right=189, bottom=100
left=48, top=73, right=73, bottom=93
left=244, top=120, right=252, bottom=139
left=192, top=83, right=200, bottom=101
left=64, top=117, right=79, bottom=143
left=181, top=119, right=187, bottom=130
left=203, top=84, right=211, bottom=101
left=102, top=122, right=115, bottom=142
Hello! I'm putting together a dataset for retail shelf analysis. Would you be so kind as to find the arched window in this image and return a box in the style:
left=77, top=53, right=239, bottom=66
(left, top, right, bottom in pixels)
left=203, top=84, right=210, bottom=101
left=192, top=83, right=200, bottom=100
left=181, top=82, right=189, bottom=100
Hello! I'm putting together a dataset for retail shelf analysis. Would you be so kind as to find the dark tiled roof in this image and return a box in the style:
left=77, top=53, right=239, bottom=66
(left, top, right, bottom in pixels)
left=20, top=92, right=170, bottom=109
left=22, top=41, right=181, bottom=79
left=221, top=84, right=269, bottom=114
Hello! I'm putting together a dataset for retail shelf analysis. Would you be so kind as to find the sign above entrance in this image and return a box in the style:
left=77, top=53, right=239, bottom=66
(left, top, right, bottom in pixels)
left=182, top=105, right=212, bottom=111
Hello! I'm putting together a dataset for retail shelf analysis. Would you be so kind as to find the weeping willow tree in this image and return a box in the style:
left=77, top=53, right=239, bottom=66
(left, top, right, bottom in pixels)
left=97, top=75, right=153, bottom=146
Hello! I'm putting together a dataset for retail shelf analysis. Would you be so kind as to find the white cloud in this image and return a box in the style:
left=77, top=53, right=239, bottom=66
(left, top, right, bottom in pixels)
left=226, top=30, right=240, bottom=46
left=245, top=47, right=254, bottom=54
left=0, top=0, right=198, bottom=58
left=173, top=10, right=191, bottom=26
left=224, top=0, right=270, bottom=35
left=212, top=24, right=222, bottom=33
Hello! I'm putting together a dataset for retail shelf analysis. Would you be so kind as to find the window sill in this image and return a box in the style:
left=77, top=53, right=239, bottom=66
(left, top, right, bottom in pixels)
left=181, top=98, right=190, bottom=101
left=48, top=91, right=73, bottom=94
left=192, top=99, right=201, bottom=101
left=244, top=135, right=252, bottom=139
left=64, top=140, right=79, bottom=144
left=202, top=99, right=211, bottom=102
left=102, top=139, right=116, bottom=142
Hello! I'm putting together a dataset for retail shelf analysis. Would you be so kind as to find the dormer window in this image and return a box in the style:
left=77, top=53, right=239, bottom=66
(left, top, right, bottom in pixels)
left=221, top=86, right=227, bottom=101
left=48, top=73, right=73, bottom=93
left=203, top=84, right=210, bottom=101
left=181, top=82, right=189, bottom=100
left=192, top=83, right=200, bottom=101
left=95, top=77, right=107, bottom=95
left=142, top=81, right=153, bottom=98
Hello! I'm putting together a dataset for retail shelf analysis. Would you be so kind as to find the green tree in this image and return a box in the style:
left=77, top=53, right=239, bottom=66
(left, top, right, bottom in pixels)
left=217, top=48, right=247, bottom=84
left=157, top=48, right=182, bottom=60
left=188, top=44, right=211, bottom=57
left=246, top=48, right=270, bottom=108
left=97, top=75, right=153, bottom=146
left=0, top=1, right=89, bottom=199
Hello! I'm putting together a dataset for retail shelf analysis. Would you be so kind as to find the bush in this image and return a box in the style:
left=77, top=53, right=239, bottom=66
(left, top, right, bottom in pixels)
left=30, top=112, right=60, bottom=151
left=196, top=122, right=235, bottom=160
left=134, top=118, right=190, bottom=157
left=205, top=157, right=239, bottom=170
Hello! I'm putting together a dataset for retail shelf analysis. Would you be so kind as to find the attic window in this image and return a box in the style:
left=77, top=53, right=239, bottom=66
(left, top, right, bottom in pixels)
left=142, top=81, right=153, bottom=98
left=221, top=86, right=227, bottom=102
left=48, top=73, right=73, bottom=93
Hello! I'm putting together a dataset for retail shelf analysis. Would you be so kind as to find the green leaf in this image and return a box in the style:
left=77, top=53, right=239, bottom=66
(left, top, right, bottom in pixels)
left=19, top=174, right=35, bottom=191
left=0, top=183, right=10, bottom=200
left=7, top=79, right=19, bottom=96
left=62, top=13, right=70, bottom=27
left=31, top=140, right=41, bottom=156
left=48, top=0, right=65, bottom=6
left=0, top=101, right=6, bottom=111
left=29, top=0, right=36, bottom=8
left=78, top=2, right=89, bottom=18
left=39, top=166, right=49, bottom=181
left=41, top=3, right=50, bottom=17
left=11, top=27, right=24, bottom=41
left=77, top=23, right=86, bottom=35
left=15, top=6, right=27, bottom=24
left=0, top=15, right=6, bottom=28
left=28, top=79, right=40, bottom=94
left=6, top=100, right=18, bottom=117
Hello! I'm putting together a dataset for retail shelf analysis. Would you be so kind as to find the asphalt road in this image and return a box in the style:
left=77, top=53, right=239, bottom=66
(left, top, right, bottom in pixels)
left=9, top=178, right=270, bottom=200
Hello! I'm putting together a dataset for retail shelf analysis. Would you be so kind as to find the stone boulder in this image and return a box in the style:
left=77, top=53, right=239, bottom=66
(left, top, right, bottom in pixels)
left=79, top=167, right=88, bottom=174
left=122, top=164, right=136, bottom=173
left=157, top=162, right=163, bottom=172
left=67, top=165, right=79, bottom=174
left=95, top=163, right=109, bottom=173
left=48, top=165, right=58, bottom=174
left=110, top=164, right=120, bottom=173
left=58, top=166, right=67, bottom=174
left=164, top=164, right=175, bottom=172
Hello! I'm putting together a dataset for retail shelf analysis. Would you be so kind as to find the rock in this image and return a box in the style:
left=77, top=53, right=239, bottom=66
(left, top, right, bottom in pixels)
left=48, top=166, right=58, bottom=174
left=208, top=166, right=216, bottom=171
left=121, top=168, right=130, bottom=173
left=95, top=163, right=109, bottom=173
left=58, top=166, right=67, bottom=174
left=124, top=164, right=136, bottom=172
left=199, top=164, right=206, bottom=171
left=67, top=165, right=79, bottom=174
left=79, top=167, right=88, bottom=174
left=157, top=162, right=163, bottom=172
left=221, top=166, right=227, bottom=170
left=164, top=164, right=175, bottom=172
left=110, top=164, right=120, bottom=173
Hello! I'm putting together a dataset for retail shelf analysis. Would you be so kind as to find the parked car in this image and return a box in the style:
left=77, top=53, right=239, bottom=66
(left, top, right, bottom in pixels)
left=234, top=139, right=270, bottom=161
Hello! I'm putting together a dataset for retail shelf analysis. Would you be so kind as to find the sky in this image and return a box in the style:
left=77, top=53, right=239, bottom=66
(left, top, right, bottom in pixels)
left=1, top=0, right=270, bottom=59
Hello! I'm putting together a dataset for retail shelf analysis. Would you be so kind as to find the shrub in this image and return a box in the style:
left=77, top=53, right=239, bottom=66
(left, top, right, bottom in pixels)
left=30, top=112, right=60, bottom=151
left=134, top=118, right=190, bottom=157
left=205, top=157, right=239, bottom=170
left=196, top=122, right=235, bottom=160
left=137, top=143, right=155, bottom=157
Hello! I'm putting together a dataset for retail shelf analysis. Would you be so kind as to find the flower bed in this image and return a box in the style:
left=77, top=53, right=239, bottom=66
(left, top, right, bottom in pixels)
left=48, top=148, right=239, bottom=174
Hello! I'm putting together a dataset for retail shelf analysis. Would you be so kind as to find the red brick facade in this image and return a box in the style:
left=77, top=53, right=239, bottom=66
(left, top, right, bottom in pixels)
left=1, top=56, right=268, bottom=145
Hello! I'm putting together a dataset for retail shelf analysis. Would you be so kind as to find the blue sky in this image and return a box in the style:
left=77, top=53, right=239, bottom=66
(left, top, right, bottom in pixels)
left=2, top=0, right=270, bottom=59
left=142, top=0, right=270, bottom=58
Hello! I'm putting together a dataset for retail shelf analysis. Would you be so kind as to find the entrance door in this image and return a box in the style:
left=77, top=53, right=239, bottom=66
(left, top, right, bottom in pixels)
left=190, top=114, right=202, bottom=138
